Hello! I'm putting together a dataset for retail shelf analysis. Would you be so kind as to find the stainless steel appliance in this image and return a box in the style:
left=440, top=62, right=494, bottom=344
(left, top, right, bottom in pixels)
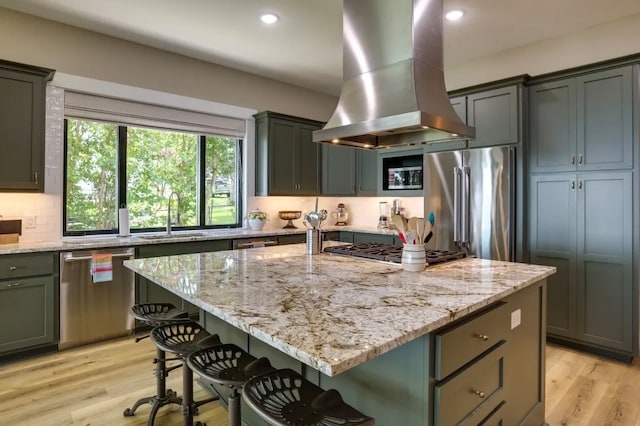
left=424, top=146, right=514, bottom=261
left=323, top=243, right=466, bottom=266
left=232, top=239, right=278, bottom=249
left=59, top=248, right=135, bottom=350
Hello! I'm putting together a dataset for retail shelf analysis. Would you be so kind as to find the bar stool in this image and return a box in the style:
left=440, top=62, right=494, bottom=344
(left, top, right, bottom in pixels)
left=187, top=344, right=275, bottom=426
left=151, top=320, right=223, bottom=426
left=243, top=368, right=375, bottom=426
left=124, top=303, right=189, bottom=424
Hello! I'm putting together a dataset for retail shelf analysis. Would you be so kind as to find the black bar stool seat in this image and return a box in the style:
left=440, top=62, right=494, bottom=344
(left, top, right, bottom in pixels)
left=151, top=321, right=222, bottom=426
left=123, top=303, right=190, bottom=424
left=243, top=368, right=375, bottom=426
left=187, top=344, right=274, bottom=426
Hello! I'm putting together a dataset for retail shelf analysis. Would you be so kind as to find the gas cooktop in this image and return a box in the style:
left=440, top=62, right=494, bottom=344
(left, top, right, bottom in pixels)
left=323, top=243, right=466, bottom=266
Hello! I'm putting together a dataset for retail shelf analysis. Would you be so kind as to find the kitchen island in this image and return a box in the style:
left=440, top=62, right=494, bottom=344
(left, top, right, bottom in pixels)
left=125, top=243, right=555, bottom=425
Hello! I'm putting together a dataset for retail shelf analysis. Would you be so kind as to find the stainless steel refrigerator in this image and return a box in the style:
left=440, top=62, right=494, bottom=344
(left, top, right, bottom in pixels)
left=423, top=146, right=514, bottom=261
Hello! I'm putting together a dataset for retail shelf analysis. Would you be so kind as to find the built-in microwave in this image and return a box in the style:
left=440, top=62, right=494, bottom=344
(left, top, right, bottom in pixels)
left=382, top=154, right=423, bottom=191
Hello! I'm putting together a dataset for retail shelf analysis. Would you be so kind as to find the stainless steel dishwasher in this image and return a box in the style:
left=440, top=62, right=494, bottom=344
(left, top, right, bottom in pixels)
left=59, top=248, right=135, bottom=350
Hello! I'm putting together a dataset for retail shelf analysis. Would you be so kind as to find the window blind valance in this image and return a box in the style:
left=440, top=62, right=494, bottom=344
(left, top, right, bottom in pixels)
left=64, top=91, right=245, bottom=137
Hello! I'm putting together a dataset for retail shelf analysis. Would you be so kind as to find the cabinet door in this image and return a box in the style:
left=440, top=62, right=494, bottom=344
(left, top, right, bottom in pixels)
left=322, top=144, right=356, bottom=195
left=0, top=276, right=54, bottom=353
left=576, top=67, right=633, bottom=171
left=356, top=149, right=378, bottom=195
left=575, top=171, right=632, bottom=352
left=529, top=79, right=577, bottom=173
left=268, top=118, right=298, bottom=194
left=0, top=68, right=45, bottom=191
left=529, top=174, right=577, bottom=338
left=296, top=123, right=322, bottom=195
left=467, top=85, right=519, bottom=148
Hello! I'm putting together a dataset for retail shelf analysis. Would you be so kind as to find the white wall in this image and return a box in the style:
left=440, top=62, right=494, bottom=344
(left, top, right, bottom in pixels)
left=445, top=13, right=640, bottom=90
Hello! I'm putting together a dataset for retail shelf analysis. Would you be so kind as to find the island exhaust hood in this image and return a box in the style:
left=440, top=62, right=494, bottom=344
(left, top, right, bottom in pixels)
left=313, top=0, right=475, bottom=149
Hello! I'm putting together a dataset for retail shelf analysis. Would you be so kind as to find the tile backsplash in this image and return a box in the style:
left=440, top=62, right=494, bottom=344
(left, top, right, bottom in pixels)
left=247, top=196, right=424, bottom=230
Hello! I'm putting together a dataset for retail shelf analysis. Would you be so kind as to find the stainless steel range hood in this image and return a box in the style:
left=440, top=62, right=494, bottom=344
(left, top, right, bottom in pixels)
left=313, top=0, right=475, bottom=149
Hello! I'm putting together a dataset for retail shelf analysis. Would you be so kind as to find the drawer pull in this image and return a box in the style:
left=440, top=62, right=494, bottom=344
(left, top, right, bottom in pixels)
left=7, top=282, right=22, bottom=288
left=477, top=334, right=489, bottom=341
left=9, top=266, right=17, bottom=271
left=473, top=389, right=486, bottom=398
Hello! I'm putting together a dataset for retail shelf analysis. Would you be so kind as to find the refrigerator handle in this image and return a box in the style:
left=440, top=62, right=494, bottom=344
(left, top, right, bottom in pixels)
left=462, top=166, right=471, bottom=247
left=453, top=167, right=461, bottom=245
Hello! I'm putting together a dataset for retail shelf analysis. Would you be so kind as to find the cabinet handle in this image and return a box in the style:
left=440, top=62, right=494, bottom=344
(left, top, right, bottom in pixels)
left=578, top=154, right=583, bottom=165
left=473, top=389, right=486, bottom=398
left=476, top=334, right=489, bottom=341
left=7, top=282, right=22, bottom=288
left=571, top=155, right=575, bottom=165
left=9, top=266, right=17, bottom=271
left=578, top=180, right=583, bottom=190
left=34, top=172, right=39, bottom=185
left=571, top=180, right=575, bottom=191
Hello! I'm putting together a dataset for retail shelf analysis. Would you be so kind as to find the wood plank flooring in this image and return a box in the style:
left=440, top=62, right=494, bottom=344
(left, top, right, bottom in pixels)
left=1, top=337, right=640, bottom=425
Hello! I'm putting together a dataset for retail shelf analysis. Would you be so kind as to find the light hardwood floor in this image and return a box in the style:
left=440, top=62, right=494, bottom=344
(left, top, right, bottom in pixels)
left=1, top=337, right=639, bottom=425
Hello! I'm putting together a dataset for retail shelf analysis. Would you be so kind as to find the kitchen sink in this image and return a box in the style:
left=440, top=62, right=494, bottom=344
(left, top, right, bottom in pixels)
left=136, top=232, right=206, bottom=240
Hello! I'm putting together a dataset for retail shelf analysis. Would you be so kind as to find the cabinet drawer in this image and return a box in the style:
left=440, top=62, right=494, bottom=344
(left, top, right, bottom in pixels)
left=0, top=252, right=54, bottom=280
left=435, top=302, right=508, bottom=379
left=435, top=343, right=505, bottom=426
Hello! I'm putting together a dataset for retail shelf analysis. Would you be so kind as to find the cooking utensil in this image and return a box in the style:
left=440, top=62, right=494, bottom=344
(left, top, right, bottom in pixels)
left=407, top=217, right=418, bottom=234
left=424, top=231, right=433, bottom=244
left=428, top=211, right=435, bottom=226
left=391, top=214, right=405, bottom=234
left=416, top=218, right=426, bottom=245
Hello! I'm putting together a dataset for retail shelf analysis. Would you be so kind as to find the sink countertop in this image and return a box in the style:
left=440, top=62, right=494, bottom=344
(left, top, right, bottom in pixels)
left=0, top=225, right=397, bottom=255
left=124, top=243, right=556, bottom=376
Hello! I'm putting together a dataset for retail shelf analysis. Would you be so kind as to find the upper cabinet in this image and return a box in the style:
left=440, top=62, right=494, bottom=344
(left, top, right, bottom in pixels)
left=529, top=66, right=633, bottom=173
left=255, top=111, right=323, bottom=196
left=431, top=83, right=523, bottom=153
left=0, top=60, right=54, bottom=192
left=322, top=145, right=378, bottom=196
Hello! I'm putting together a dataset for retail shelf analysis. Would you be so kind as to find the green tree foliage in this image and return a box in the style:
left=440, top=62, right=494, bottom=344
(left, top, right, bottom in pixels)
left=65, top=119, right=238, bottom=232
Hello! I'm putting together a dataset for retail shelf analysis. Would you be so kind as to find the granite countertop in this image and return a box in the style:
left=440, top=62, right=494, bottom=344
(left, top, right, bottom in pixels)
left=124, top=243, right=556, bottom=376
left=0, top=225, right=396, bottom=255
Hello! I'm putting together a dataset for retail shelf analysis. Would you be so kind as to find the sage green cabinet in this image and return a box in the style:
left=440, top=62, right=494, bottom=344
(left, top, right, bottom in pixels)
left=436, top=84, right=522, bottom=152
left=255, top=111, right=323, bottom=196
left=529, top=66, right=633, bottom=173
left=0, top=60, right=54, bottom=191
left=136, top=240, right=231, bottom=316
left=529, top=171, right=633, bottom=354
left=0, top=252, right=57, bottom=354
left=322, top=144, right=356, bottom=195
left=322, top=145, right=378, bottom=196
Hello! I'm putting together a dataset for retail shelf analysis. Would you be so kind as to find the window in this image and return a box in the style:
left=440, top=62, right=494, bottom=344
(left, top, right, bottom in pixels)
left=64, top=118, right=241, bottom=235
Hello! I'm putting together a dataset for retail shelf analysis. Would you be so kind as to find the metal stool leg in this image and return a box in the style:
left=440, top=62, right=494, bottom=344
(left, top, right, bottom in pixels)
left=229, top=389, right=241, bottom=426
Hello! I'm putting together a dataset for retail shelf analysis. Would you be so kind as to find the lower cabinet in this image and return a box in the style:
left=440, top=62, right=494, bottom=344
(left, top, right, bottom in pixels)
left=0, top=252, right=57, bottom=355
left=433, top=281, right=545, bottom=425
left=529, top=171, right=633, bottom=357
left=136, top=240, right=232, bottom=317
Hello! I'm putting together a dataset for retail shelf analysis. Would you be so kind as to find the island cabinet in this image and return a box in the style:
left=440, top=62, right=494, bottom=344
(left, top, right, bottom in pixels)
left=432, top=82, right=524, bottom=153
left=529, top=171, right=633, bottom=357
left=529, top=65, right=633, bottom=173
left=200, top=280, right=546, bottom=425
left=322, top=145, right=378, bottom=196
left=0, top=60, right=54, bottom=191
left=136, top=240, right=231, bottom=317
left=0, top=252, right=57, bottom=356
left=254, top=111, right=323, bottom=196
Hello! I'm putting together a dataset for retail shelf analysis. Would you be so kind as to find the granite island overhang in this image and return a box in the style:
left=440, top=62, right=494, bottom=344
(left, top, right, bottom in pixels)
left=124, top=243, right=556, bottom=377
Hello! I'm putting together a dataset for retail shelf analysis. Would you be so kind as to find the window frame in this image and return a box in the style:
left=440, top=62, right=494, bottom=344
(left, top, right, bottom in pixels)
left=63, top=118, right=243, bottom=236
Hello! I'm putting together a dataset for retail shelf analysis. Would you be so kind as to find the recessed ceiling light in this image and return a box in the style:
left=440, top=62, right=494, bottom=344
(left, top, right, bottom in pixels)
left=260, top=13, right=279, bottom=24
left=445, top=10, right=464, bottom=21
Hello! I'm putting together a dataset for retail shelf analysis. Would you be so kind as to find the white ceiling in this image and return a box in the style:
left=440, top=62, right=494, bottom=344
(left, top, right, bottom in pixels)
left=2, top=0, right=640, bottom=95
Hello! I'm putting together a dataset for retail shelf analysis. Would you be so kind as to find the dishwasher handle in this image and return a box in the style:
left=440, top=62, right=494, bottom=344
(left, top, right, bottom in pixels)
left=63, top=251, right=134, bottom=262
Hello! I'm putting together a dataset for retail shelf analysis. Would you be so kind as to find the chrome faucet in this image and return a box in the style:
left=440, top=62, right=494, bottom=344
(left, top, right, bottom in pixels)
left=167, top=191, right=181, bottom=235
